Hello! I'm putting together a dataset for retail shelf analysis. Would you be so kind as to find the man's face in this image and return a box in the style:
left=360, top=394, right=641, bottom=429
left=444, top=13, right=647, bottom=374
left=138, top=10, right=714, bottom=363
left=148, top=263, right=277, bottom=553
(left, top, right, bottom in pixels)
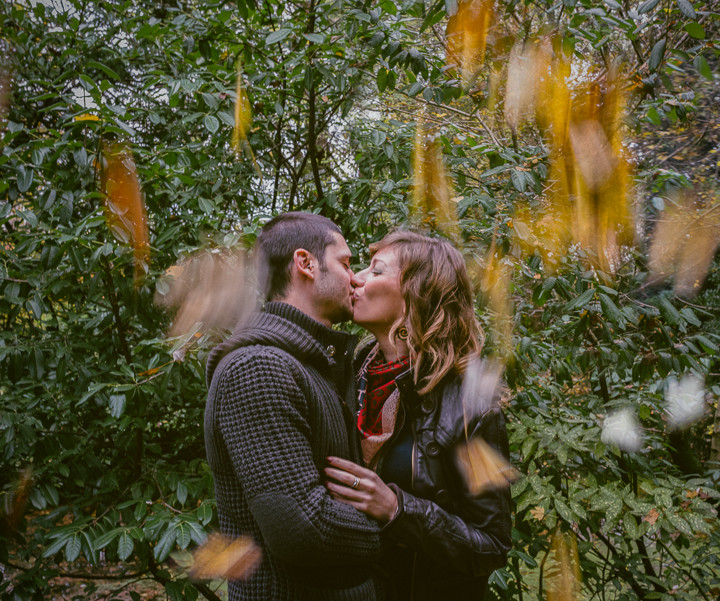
left=314, top=232, right=356, bottom=324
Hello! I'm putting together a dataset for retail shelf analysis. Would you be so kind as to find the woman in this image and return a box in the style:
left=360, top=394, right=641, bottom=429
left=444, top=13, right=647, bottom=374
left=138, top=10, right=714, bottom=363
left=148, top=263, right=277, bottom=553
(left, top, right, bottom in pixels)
left=324, top=231, right=512, bottom=601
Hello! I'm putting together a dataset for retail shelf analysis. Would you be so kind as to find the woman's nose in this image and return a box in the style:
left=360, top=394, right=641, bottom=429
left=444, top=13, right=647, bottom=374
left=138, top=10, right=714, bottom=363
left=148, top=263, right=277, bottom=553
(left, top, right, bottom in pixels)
left=352, top=268, right=368, bottom=286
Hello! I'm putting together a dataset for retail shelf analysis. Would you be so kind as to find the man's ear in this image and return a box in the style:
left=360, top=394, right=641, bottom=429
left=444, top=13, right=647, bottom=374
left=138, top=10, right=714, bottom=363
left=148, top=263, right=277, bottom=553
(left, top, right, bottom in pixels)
left=293, top=249, right=316, bottom=281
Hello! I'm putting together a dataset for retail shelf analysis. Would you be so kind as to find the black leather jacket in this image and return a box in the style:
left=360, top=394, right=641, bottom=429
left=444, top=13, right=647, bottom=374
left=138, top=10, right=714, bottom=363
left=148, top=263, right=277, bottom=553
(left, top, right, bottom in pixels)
left=369, top=365, right=512, bottom=601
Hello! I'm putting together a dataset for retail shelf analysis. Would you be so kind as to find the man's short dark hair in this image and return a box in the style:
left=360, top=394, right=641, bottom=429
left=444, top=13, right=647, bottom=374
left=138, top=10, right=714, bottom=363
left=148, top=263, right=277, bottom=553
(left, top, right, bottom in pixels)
left=255, top=212, right=341, bottom=301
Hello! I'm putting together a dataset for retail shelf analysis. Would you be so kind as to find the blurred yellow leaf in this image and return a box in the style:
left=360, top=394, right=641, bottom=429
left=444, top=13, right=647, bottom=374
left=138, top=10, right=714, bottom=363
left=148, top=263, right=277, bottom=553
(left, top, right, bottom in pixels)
left=546, top=531, right=581, bottom=601
left=99, top=144, right=150, bottom=285
left=74, top=113, right=100, bottom=121
left=456, top=436, right=519, bottom=495
left=232, top=60, right=260, bottom=175
left=155, top=248, right=256, bottom=337
left=189, top=533, right=261, bottom=581
left=446, top=0, right=495, bottom=87
left=412, top=121, right=459, bottom=239
left=648, top=192, right=720, bottom=298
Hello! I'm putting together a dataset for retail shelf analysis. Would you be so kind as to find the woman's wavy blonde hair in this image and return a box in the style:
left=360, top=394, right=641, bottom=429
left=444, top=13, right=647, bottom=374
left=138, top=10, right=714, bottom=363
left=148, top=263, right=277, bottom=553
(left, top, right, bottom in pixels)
left=369, top=230, right=484, bottom=394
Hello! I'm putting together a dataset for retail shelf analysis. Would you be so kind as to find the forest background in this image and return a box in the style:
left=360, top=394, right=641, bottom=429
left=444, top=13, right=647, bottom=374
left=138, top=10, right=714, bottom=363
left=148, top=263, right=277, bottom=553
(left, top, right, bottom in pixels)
left=1, top=0, right=719, bottom=600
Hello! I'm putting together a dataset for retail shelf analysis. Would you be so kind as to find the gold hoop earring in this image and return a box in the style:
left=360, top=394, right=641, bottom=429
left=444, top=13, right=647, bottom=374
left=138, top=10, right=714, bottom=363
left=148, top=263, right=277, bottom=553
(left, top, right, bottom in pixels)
left=396, top=326, right=408, bottom=341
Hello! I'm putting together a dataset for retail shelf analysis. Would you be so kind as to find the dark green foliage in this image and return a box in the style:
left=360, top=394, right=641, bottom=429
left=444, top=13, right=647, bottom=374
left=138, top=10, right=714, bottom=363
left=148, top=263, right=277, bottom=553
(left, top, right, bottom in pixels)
left=1, top=0, right=719, bottom=600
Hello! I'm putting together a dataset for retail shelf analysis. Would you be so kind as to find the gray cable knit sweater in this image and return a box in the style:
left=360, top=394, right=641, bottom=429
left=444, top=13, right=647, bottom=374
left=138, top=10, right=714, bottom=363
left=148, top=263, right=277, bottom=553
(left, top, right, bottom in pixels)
left=205, top=302, right=382, bottom=601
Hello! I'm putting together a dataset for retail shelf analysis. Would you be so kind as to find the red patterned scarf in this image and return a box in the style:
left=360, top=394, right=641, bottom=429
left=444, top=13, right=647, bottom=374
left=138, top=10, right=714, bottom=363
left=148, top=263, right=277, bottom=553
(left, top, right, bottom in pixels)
left=357, top=352, right=409, bottom=438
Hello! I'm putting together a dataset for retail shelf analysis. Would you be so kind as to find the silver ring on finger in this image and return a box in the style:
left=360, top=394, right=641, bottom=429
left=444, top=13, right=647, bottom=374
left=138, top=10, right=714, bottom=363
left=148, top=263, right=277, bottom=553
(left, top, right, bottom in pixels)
left=351, top=476, right=360, bottom=489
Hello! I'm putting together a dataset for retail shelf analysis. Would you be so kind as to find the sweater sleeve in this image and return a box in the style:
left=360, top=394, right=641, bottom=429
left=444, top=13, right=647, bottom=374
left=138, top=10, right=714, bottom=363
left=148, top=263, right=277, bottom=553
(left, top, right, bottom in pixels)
left=382, top=408, right=512, bottom=576
left=214, top=348, right=381, bottom=567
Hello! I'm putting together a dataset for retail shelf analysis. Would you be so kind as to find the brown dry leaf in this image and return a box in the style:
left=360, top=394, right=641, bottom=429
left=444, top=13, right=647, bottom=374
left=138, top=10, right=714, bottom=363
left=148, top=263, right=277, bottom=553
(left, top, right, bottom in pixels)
left=412, top=121, right=459, bottom=239
left=446, top=0, right=494, bottom=87
left=189, top=533, right=261, bottom=581
left=685, top=489, right=699, bottom=499
left=0, top=61, right=11, bottom=131
left=530, top=506, right=545, bottom=521
left=642, top=507, right=660, bottom=525
left=456, top=436, right=519, bottom=496
left=546, top=531, right=582, bottom=601
left=4, top=467, right=33, bottom=529
left=100, top=144, right=150, bottom=285
left=155, top=247, right=256, bottom=337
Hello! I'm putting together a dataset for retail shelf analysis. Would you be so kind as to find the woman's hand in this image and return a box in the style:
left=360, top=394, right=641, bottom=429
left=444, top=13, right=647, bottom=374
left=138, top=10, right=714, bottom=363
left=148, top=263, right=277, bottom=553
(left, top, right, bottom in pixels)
left=324, top=456, right=399, bottom=524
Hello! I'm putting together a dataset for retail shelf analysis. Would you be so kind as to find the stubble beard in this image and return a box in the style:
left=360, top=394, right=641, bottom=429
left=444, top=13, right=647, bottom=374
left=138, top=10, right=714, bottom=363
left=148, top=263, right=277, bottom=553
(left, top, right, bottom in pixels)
left=316, top=265, right=353, bottom=324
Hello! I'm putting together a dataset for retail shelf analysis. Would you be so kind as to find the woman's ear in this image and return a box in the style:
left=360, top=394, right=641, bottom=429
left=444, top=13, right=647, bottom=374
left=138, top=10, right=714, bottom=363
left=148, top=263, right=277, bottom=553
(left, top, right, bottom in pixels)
left=293, top=249, right=315, bottom=281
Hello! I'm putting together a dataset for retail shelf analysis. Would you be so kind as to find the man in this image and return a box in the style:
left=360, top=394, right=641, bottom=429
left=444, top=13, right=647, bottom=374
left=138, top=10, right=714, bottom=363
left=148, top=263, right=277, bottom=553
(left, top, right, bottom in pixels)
left=205, top=212, right=382, bottom=600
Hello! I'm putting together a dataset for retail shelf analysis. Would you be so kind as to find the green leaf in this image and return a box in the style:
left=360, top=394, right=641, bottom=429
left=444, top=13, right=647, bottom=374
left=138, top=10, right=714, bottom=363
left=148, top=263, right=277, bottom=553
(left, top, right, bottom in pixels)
left=112, top=117, right=137, bottom=136
left=368, top=31, right=385, bottom=47
left=86, top=60, right=121, bottom=80
left=675, top=0, right=696, bottom=19
left=175, top=522, right=192, bottom=550
left=176, top=481, right=188, bottom=505
left=303, top=33, right=324, bottom=44
left=407, top=81, right=423, bottom=97
left=109, top=394, right=126, bottom=418
left=79, top=383, right=108, bottom=406
left=684, top=22, right=704, bottom=39
left=65, top=534, right=82, bottom=563
left=638, top=0, right=660, bottom=13
left=624, top=511, right=640, bottom=539
left=197, top=503, right=213, bottom=525
left=198, top=197, right=216, bottom=214
left=564, top=288, right=595, bottom=312
left=555, top=498, right=573, bottom=523
left=599, top=293, right=622, bottom=324
left=217, top=110, right=235, bottom=127
left=93, top=528, right=121, bottom=551
left=265, top=28, right=292, bottom=45
left=203, top=114, right=219, bottom=134
left=695, top=335, right=718, bottom=354
left=185, top=519, right=207, bottom=545
left=377, top=67, right=388, bottom=93
left=17, top=166, right=34, bottom=193
left=117, top=531, right=134, bottom=561
left=693, top=55, right=712, bottom=80
left=658, top=297, right=681, bottom=325
left=154, top=524, right=177, bottom=561
left=43, top=535, right=73, bottom=558
left=511, top=169, right=526, bottom=192
left=680, top=307, right=701, bottom=327
left=648, top=39, right=666, bottom=72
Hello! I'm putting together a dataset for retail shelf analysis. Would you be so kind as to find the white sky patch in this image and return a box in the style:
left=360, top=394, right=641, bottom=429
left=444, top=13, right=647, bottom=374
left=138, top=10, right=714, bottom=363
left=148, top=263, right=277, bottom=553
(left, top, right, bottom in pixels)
left=601, top=407, right=643, bottom=453
left=665, top=374, right=706, bottom=430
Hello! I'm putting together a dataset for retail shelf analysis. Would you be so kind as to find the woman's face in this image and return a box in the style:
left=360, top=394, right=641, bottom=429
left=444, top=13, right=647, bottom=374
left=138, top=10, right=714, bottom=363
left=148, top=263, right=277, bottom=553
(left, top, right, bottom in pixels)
left=352, top=246, right=405, bottom=336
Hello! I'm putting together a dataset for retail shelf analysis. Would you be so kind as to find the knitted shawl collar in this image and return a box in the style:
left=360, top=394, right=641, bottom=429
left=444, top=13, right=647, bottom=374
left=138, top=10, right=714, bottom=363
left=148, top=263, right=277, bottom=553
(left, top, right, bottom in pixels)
left=206, top=302, right=356, bottom=387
